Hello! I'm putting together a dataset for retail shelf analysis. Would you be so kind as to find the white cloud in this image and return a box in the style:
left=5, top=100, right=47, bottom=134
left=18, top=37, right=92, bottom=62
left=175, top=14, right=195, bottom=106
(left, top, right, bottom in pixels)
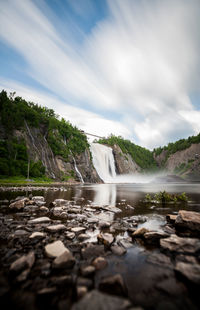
left=0, top=0, right=200, bottom=148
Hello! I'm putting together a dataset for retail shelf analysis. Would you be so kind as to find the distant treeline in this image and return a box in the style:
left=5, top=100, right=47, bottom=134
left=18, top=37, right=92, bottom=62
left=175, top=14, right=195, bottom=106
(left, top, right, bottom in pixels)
left=97, top=135, right=157, bottom=171
left=0, top=90, right=88, bottom=177
left=153, top=134, right=200, bottom=157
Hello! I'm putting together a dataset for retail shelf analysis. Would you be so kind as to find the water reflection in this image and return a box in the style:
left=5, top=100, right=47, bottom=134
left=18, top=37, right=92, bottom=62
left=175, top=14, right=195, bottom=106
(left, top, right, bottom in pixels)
left=92, top=184, right=117, bottom=206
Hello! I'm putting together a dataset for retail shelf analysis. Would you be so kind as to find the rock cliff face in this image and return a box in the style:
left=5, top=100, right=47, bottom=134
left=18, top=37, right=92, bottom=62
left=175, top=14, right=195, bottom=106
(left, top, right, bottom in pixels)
left=111, top=144, right=141, bottom=174
left=13, top=126, right=101, bottom=183
left=154, top=143, right=200, bottom=180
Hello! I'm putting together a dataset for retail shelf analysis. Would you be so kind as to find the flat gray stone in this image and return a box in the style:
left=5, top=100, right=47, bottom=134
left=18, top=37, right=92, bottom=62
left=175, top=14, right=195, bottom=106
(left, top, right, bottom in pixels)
left=46, top=224, right=67, bottom=232
left=28, top=217, right=51, bottom=224
left=53, top=250, right=75, bottom=269
left=29, top=232, right=46, bottom=239
left=45, top=240, right=68, bottom=258
left=71, top=227, right=86, bottom=233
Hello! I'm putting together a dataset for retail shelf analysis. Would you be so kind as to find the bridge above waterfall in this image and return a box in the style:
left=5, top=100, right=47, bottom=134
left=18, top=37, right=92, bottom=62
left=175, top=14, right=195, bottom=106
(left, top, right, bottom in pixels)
left=80, top=131, right=105, bottom=140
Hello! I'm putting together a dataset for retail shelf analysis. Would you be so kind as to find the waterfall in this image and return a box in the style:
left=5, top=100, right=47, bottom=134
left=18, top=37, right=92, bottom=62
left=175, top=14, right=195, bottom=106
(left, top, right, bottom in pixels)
left=90, top=143, right=116, bottom=183
left=72, top=156, right=84, bottom=183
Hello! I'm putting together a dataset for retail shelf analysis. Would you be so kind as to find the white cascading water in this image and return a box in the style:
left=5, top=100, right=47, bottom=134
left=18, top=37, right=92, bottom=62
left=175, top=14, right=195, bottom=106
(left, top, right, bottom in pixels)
left=90, top=143, right=116, bottom=183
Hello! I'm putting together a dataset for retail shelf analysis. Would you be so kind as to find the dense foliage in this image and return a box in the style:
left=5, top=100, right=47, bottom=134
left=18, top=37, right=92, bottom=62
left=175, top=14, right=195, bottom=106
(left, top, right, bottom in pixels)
left=153, top=134, right=200, bottom=157
left=145, top=191, right=188, bottom=204
left=0, top=90, right=89, bottom=178
left=98, top=135, right=157, bottom=171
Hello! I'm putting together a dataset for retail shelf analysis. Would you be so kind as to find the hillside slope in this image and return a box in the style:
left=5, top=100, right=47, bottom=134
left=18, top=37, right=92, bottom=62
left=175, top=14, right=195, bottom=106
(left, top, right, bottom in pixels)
left=0, top=90, right=100, bottom=182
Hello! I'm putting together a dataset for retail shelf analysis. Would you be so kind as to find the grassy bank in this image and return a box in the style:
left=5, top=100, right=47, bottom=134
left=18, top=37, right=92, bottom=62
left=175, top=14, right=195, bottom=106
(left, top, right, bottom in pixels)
left=0, top=176, right=55, bottom=185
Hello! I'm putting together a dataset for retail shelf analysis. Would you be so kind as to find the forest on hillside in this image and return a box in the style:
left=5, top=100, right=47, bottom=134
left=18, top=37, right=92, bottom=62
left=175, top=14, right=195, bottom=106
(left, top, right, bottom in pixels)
left=0, top=90, right=88, bottom=178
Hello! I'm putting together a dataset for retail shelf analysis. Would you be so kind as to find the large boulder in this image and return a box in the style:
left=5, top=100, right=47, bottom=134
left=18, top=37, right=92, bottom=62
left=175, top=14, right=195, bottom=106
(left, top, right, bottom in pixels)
left=71, top=290, right=131, bottom=310
left=160, top=234, right=200, bottom=254
left=175, top=210, right=200, bottom=236
left=175, top=262, right=200, bottom=285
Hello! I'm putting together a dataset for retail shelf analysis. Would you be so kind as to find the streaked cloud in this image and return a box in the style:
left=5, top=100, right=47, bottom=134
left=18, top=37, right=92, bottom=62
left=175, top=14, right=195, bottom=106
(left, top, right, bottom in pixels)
left=0, top=0, right=200, bottom=148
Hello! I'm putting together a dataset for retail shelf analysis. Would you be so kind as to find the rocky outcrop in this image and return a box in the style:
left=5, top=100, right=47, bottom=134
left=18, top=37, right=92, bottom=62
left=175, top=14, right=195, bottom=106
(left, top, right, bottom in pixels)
left=154, top=143, right=200, bottom=180
left=111, top=144, right=141, bottom=174
left=13, top=126, right=101, bottom=183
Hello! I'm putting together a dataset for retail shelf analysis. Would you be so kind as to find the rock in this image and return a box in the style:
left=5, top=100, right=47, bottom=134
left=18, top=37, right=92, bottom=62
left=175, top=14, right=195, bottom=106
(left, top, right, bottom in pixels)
left=50, top=275, right=73, bottom=286
left=92, top=257, right=107, bottom=270
left=32, top=196, right=45, bottom=202
left=71, top=227, right=86, bottom=234
left=37, top=287, right=57, bottom=296
left=80, top=265, right=95, bottom=277
left=175, top=254, right=198, bottom=264
left=81, top=244, right=105, bottom=260
left=77, top=286, right=88, bottom=299
left=118, top=239, right=133, bottom=249
left=97, top=233, right=114, bottom=247
left=160, top=234, right=200, bottom=254
left=77, top=277, right=93, bottom=289
left=53, top=250, right=75, bottom=269
left=163, top=225, right=175, bottom=234
left=16, top=268, right=30, bottom=282
left=111, top=245, right=127, bottom=256
left=45, top=240, right=68, bottom=258
left=175, top=262, right=200, bottom=284
left=9, top=198, right=27, bottom=210
left=132, top=227, right=149, bottom=238
left=175, top=210, right=200, bottom=236
left=99, top=221, right=111, bottom=229
left=87, top=218, right=98, bottom=224
left=10, top=251, right=35, bottom=274
left=46, top=224, right=67, bottom=232
left=29, top=232, right=46, bottom=239
left=78, top=234, right=90, bottom=241
left=14, top=229, right=29, bottom=237
left=102, top=206, right=122, bottom=214
left=166, top=214, right=177, bottom=224
left=71, top=290, right=131, bottom=310
left=99, top=274, right=127, bottom=296
left=65, top=232, right=75, bottom=240
left=28, top=217, right=51, bottom=224
left=40, top=206, right=49, bottom=213
left=146, top=253, right=171, bottom=267
left=143, top=231, right=169, bottom=244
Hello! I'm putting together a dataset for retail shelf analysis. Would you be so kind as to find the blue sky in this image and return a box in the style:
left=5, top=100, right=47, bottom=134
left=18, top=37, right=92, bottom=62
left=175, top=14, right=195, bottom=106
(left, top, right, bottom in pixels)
left=0, top=0, right=200, bottom=149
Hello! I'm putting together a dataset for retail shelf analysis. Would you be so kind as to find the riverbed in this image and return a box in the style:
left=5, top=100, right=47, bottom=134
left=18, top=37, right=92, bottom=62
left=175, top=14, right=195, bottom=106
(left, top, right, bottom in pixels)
left=0, top=182, right=200, bottom=309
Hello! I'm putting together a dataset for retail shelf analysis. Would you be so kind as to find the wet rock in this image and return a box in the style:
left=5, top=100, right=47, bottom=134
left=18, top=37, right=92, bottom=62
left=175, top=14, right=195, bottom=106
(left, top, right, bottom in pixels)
left=10, top=251, right=35, bottom=274
left=81, top=244, right=105, bottom=260
left=111, top=245, right=127, bottom=256
left=77, top=277, right=93, bottom=289
left=102, top=206, right=122, bottom=214
left=166, top=214, right=177, bottom=224
left=146, top=253, right=171, bottom=267
left=80, top=265, right=95, bottom=277
left=14, top=229, right=29, bottom=237
left=132, top=227, right=149, bottom=238
left=160, top=234, right=200, bottom=254
left=9, top=198, right=28, bottom=210
left=175, top=262, right=200, bottom=284
left=143, top=231, right=169, bottom=244
left=40, top=206, right=49, bottom=213
left=50, top=275, right=73, bottom=286
left=99, top=274, right=127, bottom=296
left=87, top=218, right=98, bottom=224
left=65, top=232, right=75, bottom=240
left=99, top=221, right=111, bottom=229
left=16, top=268, right=30, bottom=282
left=92, top=256, right=107, bottom=270
left=45, top=240, right=68, bottom=258
left=175, top=254, right=198, bottom=264
left=118, top=239, right=133, bottom=249
left=78, top=234, right=90, bottom=241
left=77, top=286, right=88, bottom=299
left=71, top=290, right=131, bottom=310
left=28, top=217, right=51, bottom=224
left=97, top=233, right=114, bottom=247
left=175, top=210, right=200, bottom=236
left=37, top=287, right=57, bottom=296
left=71, top=227, right=86, bottom=234
left=32, top=196, right=45, bottom=202
left=24, top=205, right=39, bottom=212
left=46, top=224, right=67, bottom=232
left=163, top=225, right=175, bottom=235
left=53, top=250, right=75, bottom=269
left=29, top=231, right=46, bottom=239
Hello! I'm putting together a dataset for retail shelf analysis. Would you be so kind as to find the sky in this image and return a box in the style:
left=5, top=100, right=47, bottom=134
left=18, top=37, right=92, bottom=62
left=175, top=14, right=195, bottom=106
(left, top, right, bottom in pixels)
left=0, top=0, right=200, bottom=149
